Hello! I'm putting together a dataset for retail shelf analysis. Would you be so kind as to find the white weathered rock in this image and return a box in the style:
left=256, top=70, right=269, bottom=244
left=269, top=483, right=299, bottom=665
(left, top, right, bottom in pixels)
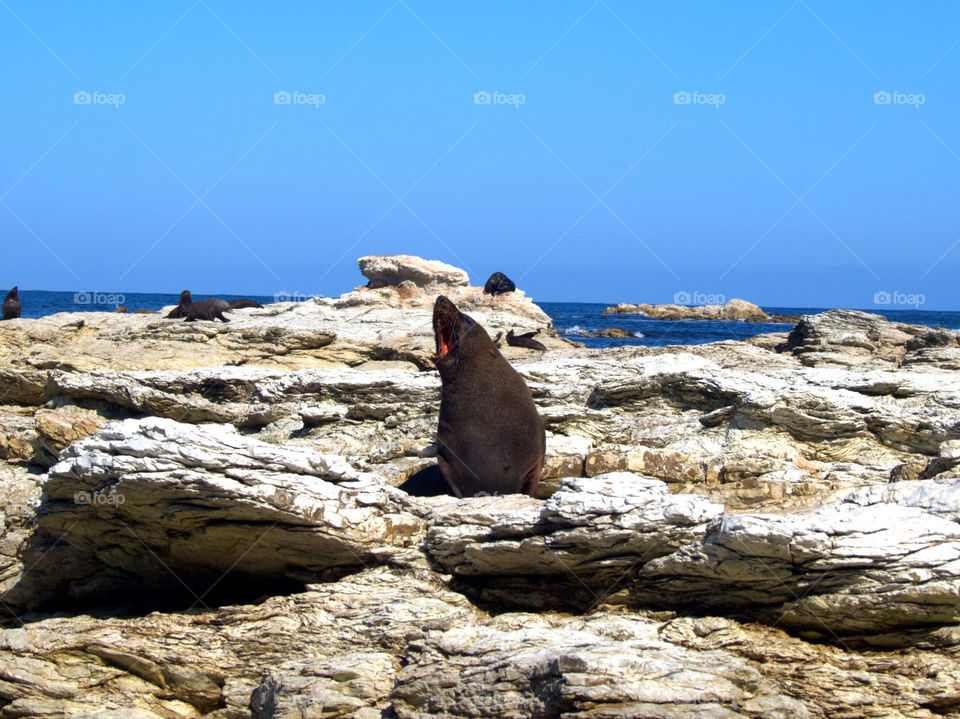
left=39, top=418, right=422, bottom=589
left=358, top=254, right=470, bottom=287
left=641, top=485, right=960, bottom=641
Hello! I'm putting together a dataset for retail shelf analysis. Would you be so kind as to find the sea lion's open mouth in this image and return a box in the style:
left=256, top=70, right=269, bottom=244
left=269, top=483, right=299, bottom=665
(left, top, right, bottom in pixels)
left=433, top=295, right=461, bottom=361
left=435, top=315, right=458, bottom=358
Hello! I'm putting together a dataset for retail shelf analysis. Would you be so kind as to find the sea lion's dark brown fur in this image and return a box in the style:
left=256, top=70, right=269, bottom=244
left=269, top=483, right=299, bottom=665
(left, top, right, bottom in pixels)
left=2, top=287, right=20, bottom=320
left=507, top=329, right=547, bottom=351
left=185, top=298, right=231, bottom=322
left=406, top=296, right=544, bottom=497
left=228, top=299, right=263, bottom=309
left=166, top=290, right=192, bottom=319
left=483, top=272, right=516, bottom=296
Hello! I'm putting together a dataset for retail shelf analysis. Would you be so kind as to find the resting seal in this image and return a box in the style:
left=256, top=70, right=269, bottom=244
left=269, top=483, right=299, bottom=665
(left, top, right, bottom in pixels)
left=228, top=299, right=263, bottom=309
left=405, top=296, right=544, bottom=497
left=507, top=329, right=546, bottom=351
left=483, top=272, right=516, bottom=296
left=2, top=287, right=20, bottom=320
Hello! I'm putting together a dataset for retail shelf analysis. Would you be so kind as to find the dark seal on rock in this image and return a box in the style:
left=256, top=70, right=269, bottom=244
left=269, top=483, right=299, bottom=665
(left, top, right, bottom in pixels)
left=166, top=290, right=192, bottom=319
left=185, top=298, right=231, bottom=322
left=401, top=296, right=544, bottom=498
left=483, top=272, right=516, bottom=296
left=366, top=278, right=390, bottom=289
left=228, top=299, right=263, bottom=309
left=2, top=287, right=20, bottom=320
left=507, top=329, right=546, bottom=351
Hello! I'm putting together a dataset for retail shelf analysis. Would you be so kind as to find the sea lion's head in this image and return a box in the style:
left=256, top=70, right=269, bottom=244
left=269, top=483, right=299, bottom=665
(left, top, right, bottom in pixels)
left=7, top=287, right=17, bottom=298
left=178, top=290, right=192, bottom=306
left=432, top=295, right=495, bottom=379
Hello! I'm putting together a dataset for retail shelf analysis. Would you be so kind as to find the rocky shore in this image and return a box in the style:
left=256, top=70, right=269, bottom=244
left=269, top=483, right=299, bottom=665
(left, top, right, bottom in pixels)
left=1, top=256, right=960, bottom=717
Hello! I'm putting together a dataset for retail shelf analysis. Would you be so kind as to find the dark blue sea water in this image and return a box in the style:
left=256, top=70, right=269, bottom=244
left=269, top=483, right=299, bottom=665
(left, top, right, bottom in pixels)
left=7, top=291, right=960, bottom=349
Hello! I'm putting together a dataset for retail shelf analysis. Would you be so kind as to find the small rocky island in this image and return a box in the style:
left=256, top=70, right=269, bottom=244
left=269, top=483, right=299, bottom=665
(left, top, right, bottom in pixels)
left=606, top=297, right=800, bottom=323
left=1, top=255, right=960, bottom=716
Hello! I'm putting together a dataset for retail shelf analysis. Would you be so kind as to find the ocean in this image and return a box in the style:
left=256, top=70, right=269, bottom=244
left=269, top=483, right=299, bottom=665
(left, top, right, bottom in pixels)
left=7, top=290, right=960, bottom=349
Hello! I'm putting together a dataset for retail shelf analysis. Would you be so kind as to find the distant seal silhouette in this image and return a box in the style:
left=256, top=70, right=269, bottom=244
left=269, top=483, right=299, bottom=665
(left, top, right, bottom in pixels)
left=132, top=308, right=157, bottom=314
left=185, top=298, right=231, bottom=322
left=401, top=295, right=544, bottom=498
left=166, top=290, right=192, bottom=319
left=483, top=272, right=516, bottom=296
left=228, top=299, right=262, bottom=309
left=366, top=278, right=390, bottom=289
left=114, top=306, right=129, bottom=314
left=2, top=287, right=20, bottom=320
left=507, top=329, right=547, bottom=351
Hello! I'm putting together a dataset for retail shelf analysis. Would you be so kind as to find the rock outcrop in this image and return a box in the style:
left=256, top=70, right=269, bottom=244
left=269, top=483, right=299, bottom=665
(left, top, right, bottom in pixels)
left=605, top=298, right=789, bottom=322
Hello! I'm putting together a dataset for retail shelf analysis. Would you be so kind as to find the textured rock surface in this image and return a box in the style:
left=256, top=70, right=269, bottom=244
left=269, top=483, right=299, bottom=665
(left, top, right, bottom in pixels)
left=38, top=418, right=422, bottom=594
left=358, top=254, right=470, bottom=287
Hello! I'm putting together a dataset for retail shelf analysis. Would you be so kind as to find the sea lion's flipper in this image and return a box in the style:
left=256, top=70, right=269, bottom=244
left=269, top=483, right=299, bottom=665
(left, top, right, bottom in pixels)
left=217, top=311, right=230, bottom=323
left=399, top=465, right=456, bottom=497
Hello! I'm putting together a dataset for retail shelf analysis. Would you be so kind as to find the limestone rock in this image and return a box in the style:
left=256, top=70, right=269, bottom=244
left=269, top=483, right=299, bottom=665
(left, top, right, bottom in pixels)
left=38, top=418, right=422, bottom=594
left=358, top=254, right=470, bottom=287
left=424, top=473, right=724, bottom=609
left=641, top=481, right=960, bottom=643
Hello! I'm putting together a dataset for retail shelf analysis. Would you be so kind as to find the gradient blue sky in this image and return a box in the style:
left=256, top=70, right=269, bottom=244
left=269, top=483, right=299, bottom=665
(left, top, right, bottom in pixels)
left=2, top=1, right=959, bottom=308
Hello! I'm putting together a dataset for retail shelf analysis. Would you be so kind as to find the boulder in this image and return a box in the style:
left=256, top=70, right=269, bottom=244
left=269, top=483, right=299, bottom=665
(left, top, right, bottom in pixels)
left=358, top=254, right=470, bottom=288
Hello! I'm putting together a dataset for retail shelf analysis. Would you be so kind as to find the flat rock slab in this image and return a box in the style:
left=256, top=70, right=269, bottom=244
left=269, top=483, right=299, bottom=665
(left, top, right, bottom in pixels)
left=641, top=480, right=960, bottom=642
left=425, top=473, right=723, bottom=609
left=40, top=418, right=423, bottom=590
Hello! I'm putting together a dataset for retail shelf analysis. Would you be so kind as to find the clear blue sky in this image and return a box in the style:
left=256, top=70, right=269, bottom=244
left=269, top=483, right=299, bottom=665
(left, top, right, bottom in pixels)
left=2, top=1, right=959, bottom=308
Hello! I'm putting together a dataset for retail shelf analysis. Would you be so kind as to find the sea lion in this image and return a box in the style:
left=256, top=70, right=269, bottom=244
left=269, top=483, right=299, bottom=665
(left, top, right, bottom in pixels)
left=166, top=290, right=192, bottom=319
left=114, top=306, right=129, bottom=313
left=132, top=308, right=158, bottom=314
left=2, top=287, right=20, bottom=320
left=483, top=272, right=516, bottom=296
left=228, top=299, right=263, bottom=309
left=366, top=278, right=390, bottom=289
left=185, top=298, right=231, bottom=322
left=507, top=329, right=547, bottom=351
left=402, top=295, right=544, bottom=497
